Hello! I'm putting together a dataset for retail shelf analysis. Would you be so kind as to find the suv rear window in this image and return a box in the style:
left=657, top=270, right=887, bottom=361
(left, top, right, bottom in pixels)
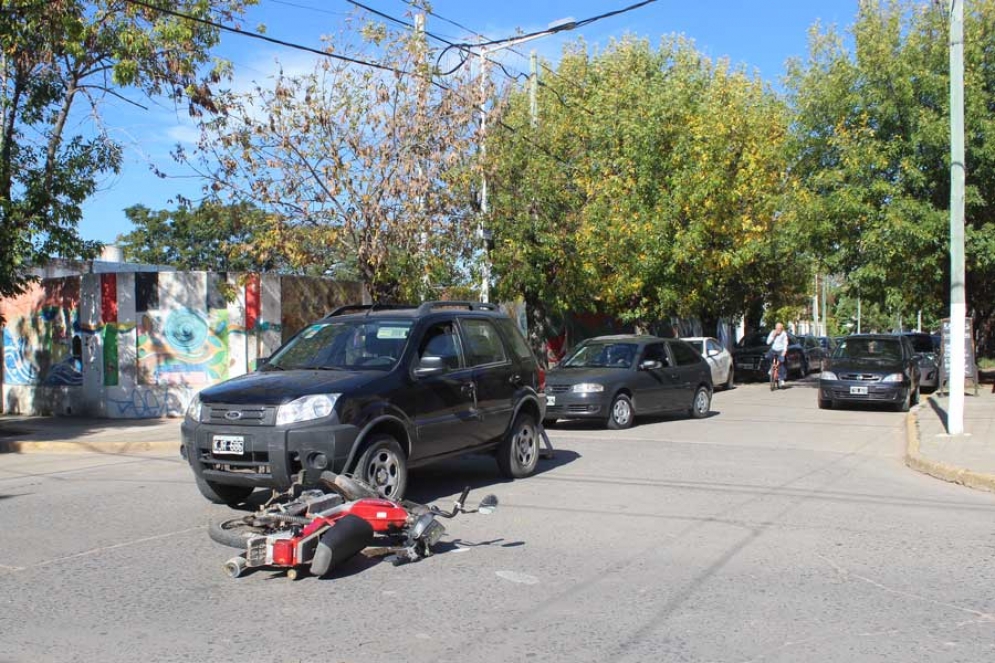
left=461, top=319, right=508, bottom=366
left=495, top=318, right=534, bottom=360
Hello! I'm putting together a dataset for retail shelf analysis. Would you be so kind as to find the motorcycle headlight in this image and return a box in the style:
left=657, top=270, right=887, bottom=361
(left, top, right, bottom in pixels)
left=185, top=394, right=202, bottom=422
left=276, top=394, right=339, bottom=426
left=882, top=373, right=904, bottom=383
left=572, top=383, right=605, bottom=393
left=820, top=371, right=838, bottom=381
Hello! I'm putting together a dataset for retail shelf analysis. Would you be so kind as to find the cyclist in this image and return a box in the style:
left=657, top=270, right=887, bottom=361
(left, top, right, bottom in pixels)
left=766, top=322, right=789, bottom=389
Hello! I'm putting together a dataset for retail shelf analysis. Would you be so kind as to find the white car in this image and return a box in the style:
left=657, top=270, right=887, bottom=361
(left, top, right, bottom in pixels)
left=683, top=336, right=735, bottom=389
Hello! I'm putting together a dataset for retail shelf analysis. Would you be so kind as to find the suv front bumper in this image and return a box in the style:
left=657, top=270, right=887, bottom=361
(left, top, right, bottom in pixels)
left=182, top=414, right=360, bottom=491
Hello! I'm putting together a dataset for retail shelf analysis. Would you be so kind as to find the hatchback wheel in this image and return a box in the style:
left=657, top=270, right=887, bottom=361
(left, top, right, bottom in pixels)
left=689, top=386, right=711, bottom=419
left=607, top=394, right=634, bottom=430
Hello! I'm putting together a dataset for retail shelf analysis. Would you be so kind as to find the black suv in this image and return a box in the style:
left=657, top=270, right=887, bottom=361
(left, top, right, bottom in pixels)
left=181, top=302, right=545, bottom=504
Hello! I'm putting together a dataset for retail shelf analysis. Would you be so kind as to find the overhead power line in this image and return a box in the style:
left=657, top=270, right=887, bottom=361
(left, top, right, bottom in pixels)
left=121, top=0, right=575, bottom=166
left=121, top=0, right=410, bottom=76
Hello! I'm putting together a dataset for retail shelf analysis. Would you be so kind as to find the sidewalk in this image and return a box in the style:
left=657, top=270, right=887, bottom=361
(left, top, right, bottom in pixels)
left=907, top=388, right=995, bottom=493
left=0, top=415, right=181, bottom=454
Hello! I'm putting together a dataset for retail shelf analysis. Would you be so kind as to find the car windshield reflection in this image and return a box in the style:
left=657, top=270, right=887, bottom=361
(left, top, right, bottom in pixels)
left=833, top=338, right=902, bottom=362
left=266, top=320, right=412, bottom=371
left=562, top=342, right=638, bottom=369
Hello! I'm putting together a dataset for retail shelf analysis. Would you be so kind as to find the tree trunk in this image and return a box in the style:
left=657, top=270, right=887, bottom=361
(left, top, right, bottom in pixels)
left=525, top=294, right=549, bottom=369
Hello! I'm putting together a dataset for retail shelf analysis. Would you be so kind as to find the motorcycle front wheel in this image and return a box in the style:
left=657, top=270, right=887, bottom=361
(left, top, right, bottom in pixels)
left=208, top=518, right=269, bottom=549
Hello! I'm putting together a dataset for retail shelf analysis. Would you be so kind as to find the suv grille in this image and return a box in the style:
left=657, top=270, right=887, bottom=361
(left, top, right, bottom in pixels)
left=206, top=405, right=274, bottom=426
left=199, top=449, right=270, bottom=474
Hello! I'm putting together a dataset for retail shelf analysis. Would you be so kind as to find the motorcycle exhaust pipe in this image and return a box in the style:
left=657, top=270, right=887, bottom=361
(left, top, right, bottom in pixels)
left=310, top=514, right=374, bottom=578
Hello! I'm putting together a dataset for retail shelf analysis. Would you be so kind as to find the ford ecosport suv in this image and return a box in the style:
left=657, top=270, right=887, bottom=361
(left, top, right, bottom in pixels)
left=181, top=302, right=545, bottom=503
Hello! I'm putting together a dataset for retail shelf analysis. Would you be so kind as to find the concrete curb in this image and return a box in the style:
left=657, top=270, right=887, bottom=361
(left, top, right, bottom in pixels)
left=905, top=403, right=995, bottom=494
left=0, top=439, right=178, bottom=454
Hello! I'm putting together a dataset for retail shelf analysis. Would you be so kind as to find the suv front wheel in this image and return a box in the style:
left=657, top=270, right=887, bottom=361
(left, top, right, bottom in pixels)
left=355, top=434, right=408, bottom=500
left=497, top=413, right=539, bottom=478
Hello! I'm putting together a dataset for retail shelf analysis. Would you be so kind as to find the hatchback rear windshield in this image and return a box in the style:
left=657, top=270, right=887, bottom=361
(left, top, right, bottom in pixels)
left=266, top=320, right=413, bottom=371
left=833, top=338, right=902, bottom=361
left=562, top=342, right=639, bottom=369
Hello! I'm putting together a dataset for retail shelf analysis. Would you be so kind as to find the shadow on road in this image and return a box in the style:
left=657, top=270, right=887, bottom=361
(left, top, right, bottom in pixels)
left=405, top=449, right=581, bottom=504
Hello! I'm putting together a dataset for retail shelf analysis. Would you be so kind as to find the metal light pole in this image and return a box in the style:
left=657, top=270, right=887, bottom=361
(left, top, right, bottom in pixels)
left=474, top=20, right=577, bottom=303
left=948, top=0, right=966, bottom=435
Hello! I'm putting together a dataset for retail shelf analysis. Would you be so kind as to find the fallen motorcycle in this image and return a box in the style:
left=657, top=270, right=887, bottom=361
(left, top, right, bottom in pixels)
left=209, top=471, right=498, bottom=579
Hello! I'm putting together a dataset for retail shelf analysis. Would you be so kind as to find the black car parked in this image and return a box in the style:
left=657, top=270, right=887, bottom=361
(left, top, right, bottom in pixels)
left=181, top=302, right=545, bottom=504
left=818, top=334, right=921, bottom=411
left=732, top=332, right=808, bottom=381
left=543, top=335, right=713, bottom=429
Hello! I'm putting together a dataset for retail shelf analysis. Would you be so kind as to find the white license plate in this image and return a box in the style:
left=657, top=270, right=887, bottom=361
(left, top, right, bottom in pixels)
left=212, top=435, right=245, bottom=455
left=546, top=395, right=556, bottom=406
left=849, top=386, right=869, bottom=395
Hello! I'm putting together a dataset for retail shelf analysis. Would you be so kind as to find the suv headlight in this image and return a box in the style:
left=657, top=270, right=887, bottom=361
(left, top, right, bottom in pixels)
left=820, top=371, right=838, bottom=380
left=276, top=394, right=339, bottom=426
left=185, top=394, right=202, bottom=422
left=882, top=373, right=904, bottom=383
left=572, top=383, right=605, bottom=393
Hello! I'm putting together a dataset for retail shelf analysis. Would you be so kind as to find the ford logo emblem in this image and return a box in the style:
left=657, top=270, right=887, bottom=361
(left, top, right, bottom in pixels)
left=224, top=411, right=243, bottom=421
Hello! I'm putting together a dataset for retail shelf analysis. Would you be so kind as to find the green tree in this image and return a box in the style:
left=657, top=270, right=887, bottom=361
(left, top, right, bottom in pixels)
left=0, top=0, right=255, bottom=317
left=487, top=36, right=807, bottom=338
left=117, top=201, right=286, bottom=273
left=186, top=13, right=480, bottom=303
left=785, top=0, right=995, bottom=351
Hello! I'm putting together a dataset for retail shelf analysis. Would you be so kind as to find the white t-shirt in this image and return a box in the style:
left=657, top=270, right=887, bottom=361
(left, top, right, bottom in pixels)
left=767, top=330, right=789, bottom=354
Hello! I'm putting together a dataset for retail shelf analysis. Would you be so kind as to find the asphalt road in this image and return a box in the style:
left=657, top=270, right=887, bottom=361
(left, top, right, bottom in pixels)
left=2, top=378, right=994, bottom=663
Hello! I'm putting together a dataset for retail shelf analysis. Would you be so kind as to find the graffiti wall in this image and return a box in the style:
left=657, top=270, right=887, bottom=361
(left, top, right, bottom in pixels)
left=2, top=272, right=364, bottom=418
left=1, top=278, right=84, bottom=415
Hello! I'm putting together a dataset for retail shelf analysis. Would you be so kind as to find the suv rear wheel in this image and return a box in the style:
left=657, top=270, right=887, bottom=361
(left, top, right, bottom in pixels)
left=355, top=434, right=408, bottom=500
left=497, top=413, right=539, bottom=478
left=195, top=476, right=254, bottom=507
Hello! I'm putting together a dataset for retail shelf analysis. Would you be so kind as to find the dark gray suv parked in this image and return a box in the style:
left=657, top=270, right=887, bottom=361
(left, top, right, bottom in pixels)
left=181, top=302, right=545, bottom=504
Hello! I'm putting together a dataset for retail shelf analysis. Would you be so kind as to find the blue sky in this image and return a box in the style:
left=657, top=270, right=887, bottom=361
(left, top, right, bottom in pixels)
left=79, top=0, right=860, bottom=245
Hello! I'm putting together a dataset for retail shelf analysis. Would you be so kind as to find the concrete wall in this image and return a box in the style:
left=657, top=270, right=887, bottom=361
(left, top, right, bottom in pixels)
left=2, top=272, right=363, bottom=418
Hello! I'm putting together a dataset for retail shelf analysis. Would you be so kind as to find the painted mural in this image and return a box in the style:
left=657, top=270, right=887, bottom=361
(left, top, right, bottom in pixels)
left=2, top=271, right=363, bottom=417
left=136, top=308, right=229, bottom=386
left=1, top=278, right=82, bottom=387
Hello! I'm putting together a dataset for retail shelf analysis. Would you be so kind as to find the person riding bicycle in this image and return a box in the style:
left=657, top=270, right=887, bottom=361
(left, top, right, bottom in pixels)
left=766, top=322, right=789, bottom=388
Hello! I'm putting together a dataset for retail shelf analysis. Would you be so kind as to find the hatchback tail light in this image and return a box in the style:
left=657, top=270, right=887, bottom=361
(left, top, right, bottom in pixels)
left=538, top=367, right=546, bottom=392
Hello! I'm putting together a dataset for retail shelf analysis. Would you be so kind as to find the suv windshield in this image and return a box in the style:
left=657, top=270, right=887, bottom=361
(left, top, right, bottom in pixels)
left=267, top=320, right=413, bottom=371
left=562, top=342, right=638, bottom=369
left=833, top=337, right=902, bottom=362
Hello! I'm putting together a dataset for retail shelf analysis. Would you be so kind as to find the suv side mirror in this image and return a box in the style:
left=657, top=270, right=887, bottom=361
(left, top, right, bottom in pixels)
left=414, top=355, right=447, bottom=378
left=707, top=348, right=720, bottom=357
left=639, top=359, right=662, bottom=371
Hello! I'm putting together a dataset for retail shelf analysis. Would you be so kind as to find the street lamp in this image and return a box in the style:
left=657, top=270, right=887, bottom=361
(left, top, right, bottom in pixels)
left=473, top=18, right=577, bottom=302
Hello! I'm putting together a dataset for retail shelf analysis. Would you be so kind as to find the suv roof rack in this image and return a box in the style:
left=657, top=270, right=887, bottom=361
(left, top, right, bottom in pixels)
left=324, top=303, right=415, bottom=318
left=414, top=301, right=499, bottom=315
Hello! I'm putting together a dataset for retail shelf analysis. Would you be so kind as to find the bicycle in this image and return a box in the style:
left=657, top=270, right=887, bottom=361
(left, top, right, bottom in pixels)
left=769, top=354, right=781, bottom=391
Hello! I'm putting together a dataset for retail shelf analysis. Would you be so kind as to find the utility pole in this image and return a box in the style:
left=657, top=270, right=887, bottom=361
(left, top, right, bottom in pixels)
left=822, top=275, right=828, bottom=336
left=857, top=295, right=861, bottom=334
left=948, top=0, right=966, bottom=435
left=530, top=50, right=539, bottom=128
left=478, top=55, right=491, bottom=303
left=813, top=273, right=820, bottom=336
